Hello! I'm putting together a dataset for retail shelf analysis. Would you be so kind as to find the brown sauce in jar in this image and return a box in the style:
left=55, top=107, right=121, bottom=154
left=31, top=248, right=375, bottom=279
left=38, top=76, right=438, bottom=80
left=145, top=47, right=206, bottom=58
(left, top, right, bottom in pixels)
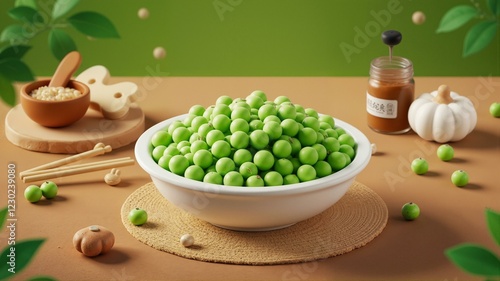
left=366, top=56, right=414, bottom=134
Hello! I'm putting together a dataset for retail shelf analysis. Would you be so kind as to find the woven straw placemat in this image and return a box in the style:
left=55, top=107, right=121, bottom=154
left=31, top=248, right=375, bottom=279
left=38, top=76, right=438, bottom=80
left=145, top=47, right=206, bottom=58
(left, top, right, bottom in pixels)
left=121, top=181, right=387, bottom=265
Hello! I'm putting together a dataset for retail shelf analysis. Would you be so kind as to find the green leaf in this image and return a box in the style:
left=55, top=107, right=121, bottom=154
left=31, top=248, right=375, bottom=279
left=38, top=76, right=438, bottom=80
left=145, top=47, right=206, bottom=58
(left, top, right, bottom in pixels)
left=48, top=28, right=77, bottom=61
left=463, top=20, right=498, bottom=57
left=0, top=239, right=45, bottom=279
left=0, top=45, right=31, bottom=60
left=15, top=0, right=37, bottom=9
left=488, top=0, right=500, bottom=16
left=0, top=58, right=34, bottom=82
left=0, top=24, right=28, bottom=44
left=0, top=207, right=7, bottom=230
left=27, top=276, right=57, bottom=281
left=436, top=5, right=478, bottom=33
left=52, top=0, right=80, bottom=20
left=486, top=208, right=500, bottom=246
left=8, top=6, right=43, bottom=24
left=445, top=243, right=500, bottom=277
left=0, top=75, right=17, bottom=106
left=68, top=11, right=120, bottom=38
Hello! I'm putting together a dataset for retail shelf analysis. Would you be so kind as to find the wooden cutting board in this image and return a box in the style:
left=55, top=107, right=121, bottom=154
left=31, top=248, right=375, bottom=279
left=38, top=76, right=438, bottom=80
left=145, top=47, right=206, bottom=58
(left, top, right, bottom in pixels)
left=5, top=104, right=145, bottom=154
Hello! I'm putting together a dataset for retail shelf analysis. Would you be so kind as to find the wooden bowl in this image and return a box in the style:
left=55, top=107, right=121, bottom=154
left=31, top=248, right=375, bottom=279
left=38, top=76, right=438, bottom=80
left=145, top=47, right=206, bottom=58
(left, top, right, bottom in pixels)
left=20, top=79, right=90, bottom=127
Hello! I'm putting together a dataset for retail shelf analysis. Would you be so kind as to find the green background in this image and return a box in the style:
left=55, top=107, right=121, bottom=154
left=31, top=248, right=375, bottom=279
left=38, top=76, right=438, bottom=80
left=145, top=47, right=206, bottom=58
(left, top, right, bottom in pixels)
left=1, top=0, right=499, bottom=77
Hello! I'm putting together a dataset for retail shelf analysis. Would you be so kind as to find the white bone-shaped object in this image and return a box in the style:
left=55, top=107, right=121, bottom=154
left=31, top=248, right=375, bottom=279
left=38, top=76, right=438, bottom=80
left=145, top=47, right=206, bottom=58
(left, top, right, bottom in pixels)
left=76, top=65, right=138, bottom=120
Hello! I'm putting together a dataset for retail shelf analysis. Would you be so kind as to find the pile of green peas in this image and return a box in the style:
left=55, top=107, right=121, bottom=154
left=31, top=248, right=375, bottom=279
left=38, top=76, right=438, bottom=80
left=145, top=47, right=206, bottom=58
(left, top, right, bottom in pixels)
left=150, top=90, right=356, bottom=187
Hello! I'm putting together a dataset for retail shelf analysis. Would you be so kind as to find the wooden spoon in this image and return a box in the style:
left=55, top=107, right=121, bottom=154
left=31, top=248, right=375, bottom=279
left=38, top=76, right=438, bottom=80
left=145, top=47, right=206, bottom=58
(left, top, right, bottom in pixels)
left=48, top=51, right=82, bottom=87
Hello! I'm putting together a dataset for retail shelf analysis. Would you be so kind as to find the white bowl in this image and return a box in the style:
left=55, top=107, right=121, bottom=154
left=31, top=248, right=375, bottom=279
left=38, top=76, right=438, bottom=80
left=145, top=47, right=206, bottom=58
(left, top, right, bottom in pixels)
left=135, top=114, right=371, bottom=231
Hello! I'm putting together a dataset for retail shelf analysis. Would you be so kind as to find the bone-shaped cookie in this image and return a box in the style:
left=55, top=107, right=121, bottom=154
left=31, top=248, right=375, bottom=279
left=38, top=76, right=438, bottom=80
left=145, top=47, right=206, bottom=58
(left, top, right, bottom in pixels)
left=76, top=65, right=138, bottom=120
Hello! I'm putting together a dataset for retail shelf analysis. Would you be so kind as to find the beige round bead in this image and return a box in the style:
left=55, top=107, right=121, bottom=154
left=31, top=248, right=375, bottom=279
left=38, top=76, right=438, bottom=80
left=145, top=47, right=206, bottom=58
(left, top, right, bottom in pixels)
left=180, top=234, right=194, bottom=247
left=138, top=8, right=149, bottom=19
left=153, top=47, right=166, bottom=59
left=412, top=11, right=426, bottom=25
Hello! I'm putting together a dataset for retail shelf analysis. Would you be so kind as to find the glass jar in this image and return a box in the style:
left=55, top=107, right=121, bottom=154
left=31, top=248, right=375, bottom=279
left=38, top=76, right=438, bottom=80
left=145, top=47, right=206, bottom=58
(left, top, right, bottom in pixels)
left=366, top=56, right=414, bottom=134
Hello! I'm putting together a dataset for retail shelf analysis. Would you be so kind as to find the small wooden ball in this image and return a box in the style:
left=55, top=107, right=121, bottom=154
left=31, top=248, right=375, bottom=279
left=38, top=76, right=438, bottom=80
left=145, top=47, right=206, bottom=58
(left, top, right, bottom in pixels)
left=180, top=234, right=194, bottom=247
left=412, top=11, right=426, bottom=25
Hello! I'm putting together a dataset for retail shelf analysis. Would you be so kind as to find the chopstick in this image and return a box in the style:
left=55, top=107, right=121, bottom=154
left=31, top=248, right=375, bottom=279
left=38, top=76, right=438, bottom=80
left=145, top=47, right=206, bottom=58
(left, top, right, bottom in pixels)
left=19, top=143, right=112, bottom=177
left=22, top=157, right=135, bottom=183
left=20, top=157, right=133, bottom=178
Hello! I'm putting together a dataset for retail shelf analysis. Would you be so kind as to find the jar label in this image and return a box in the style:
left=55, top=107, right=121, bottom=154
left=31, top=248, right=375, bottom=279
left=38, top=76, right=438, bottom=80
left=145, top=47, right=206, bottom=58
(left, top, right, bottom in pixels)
left=366, top=92, right=398, bottom=119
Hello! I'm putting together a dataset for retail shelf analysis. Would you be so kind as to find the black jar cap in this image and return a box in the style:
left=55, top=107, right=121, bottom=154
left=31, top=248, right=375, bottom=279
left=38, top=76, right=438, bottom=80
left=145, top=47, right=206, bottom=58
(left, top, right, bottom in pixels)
left=381, top=30, right=402, bottom=46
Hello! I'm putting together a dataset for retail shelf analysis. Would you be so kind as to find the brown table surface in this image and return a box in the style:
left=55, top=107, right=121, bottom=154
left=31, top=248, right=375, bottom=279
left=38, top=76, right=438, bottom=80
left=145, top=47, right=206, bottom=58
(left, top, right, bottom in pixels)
left=1, top=77, right=499, bottom=281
